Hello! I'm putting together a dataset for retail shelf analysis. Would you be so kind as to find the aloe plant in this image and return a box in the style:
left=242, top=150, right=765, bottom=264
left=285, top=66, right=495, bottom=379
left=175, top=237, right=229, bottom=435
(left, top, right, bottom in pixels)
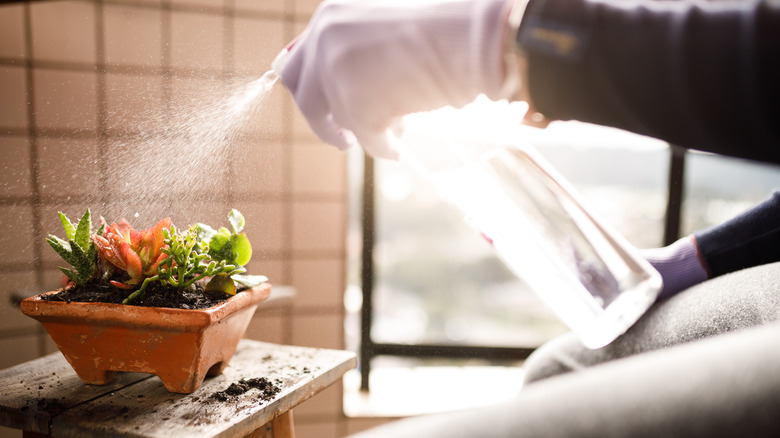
left=46, top=209, right=103, bottom=285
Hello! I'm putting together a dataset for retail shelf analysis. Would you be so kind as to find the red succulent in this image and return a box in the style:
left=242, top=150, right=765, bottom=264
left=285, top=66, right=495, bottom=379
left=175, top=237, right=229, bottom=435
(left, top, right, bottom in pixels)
left=92, top=217, right=172, bottom=289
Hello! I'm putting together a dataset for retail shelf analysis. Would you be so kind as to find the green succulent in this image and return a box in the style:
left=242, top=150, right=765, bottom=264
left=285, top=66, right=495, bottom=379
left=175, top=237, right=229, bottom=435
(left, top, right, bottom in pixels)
left=195, top=209, right=253, bottom=267
left=122, top=210, right=267, bottom=303
left=46, top=209, right=103, bottom=285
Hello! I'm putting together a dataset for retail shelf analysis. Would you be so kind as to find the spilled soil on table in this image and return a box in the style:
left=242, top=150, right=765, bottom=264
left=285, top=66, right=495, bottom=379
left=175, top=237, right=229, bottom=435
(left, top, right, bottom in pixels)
left=210, top=377, right=282, bottom=403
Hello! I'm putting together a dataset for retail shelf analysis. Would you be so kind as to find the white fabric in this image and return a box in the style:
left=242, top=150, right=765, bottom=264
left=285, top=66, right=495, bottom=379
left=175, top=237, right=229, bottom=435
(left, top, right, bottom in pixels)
left=276, top=0, right=510, bottom=159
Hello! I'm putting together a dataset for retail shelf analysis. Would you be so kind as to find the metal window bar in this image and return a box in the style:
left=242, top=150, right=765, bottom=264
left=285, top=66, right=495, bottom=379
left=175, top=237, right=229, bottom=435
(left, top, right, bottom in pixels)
left=359, top=147, right=687, bottom=391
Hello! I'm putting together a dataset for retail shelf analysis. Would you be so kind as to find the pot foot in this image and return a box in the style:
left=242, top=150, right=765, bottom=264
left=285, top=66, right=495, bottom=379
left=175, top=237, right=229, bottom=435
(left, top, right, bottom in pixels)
left=75, top=368, right=117, bottom=386
left=158, top=371, right=208, bottom=394
left=207, top=360, right=227, bottom=377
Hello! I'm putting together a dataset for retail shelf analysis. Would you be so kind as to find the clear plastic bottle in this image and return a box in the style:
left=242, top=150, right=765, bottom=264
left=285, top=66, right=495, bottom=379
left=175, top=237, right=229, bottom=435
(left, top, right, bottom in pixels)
left=397, top=99, right=661, bottom=349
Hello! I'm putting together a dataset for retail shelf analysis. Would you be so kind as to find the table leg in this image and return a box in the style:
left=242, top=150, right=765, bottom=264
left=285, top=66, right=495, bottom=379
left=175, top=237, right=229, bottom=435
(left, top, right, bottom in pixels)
left=245, top=410, right=295, bottom=438
left=271, top=411, right=295, bottom=438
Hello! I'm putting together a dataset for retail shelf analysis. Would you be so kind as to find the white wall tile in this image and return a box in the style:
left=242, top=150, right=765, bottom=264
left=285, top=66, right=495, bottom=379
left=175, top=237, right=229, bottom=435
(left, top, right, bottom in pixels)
left=232, top=140, right=287, bottom=197
left=103, top=4, right=163, bottom=68
left=104, top=73, right=165, bottom=132
left=291, top=313, right=343, bottom=349
left=0, top=137, right=32, bottom=198
left=293, top=143, right=347, bottom=196
left=0, top=271, right=39, bottom=332
left=0, top=4, right=26, bottom=60
left=245, top=258, right=286, bottom=286
left=295, top=0, right=323, bottom=16
left=0, top=66, right=28, bottom=130
left=170, top=10, right=224, bottom=71
left=234, top=0, right=285, bottom=15
left=245, top=311, right=286, bottom=345
left=0, top=205, right=36, bottom=265
left=33, top=69, right=98, bottom=132
left=233, top=200, right=288, bottom=255
left=30, top=1, right=96, bottom=65
left=291, top=257, right=344, bottom=310
left=171, top=0, right=225, bottom=8
left=36, top=137, right=101, bottom=199
left=292, top=200, right=346, bottom=253
left=233, top=16, right=284, bottom=75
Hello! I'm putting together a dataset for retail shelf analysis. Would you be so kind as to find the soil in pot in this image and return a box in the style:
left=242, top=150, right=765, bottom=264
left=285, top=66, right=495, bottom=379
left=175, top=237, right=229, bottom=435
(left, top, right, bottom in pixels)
left=40, top=278, right=235, bottom=309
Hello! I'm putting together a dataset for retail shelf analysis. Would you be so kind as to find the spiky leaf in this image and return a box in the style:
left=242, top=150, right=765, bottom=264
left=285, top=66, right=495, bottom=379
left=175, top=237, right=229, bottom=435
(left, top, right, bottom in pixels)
left=58, top=266, right=81, bottom=284
left=48, top=209, right=98, bottom=285
left=73, top=209, right=92, bottom=251
left=47, top=235, right=77, bottom=266
left=58, top=212, right=76, bottom=241
left=69, top=240, right=94, bottom=282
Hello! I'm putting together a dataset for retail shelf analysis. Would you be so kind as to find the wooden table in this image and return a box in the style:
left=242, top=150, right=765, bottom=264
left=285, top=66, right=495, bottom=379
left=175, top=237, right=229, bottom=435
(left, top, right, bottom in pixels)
left=0, top=340, right=356, bottom=438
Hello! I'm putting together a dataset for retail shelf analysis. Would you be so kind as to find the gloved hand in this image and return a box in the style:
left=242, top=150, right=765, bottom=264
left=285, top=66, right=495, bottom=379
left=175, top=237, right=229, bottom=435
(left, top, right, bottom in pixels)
left=642, top=235, right=709, bottom=300
left=275, top=0, right=512, bottom=159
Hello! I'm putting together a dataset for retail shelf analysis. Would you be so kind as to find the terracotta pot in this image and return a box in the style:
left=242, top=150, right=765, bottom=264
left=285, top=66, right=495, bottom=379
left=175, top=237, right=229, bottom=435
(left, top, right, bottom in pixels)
left=20, top=283, right=271, bottom=394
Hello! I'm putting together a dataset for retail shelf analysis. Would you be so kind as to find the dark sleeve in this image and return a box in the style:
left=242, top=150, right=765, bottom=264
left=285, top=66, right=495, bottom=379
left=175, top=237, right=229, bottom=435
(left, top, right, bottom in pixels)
left=694, top=191, right=780, bottom=277
left=516, top=0, right=780, bottom=164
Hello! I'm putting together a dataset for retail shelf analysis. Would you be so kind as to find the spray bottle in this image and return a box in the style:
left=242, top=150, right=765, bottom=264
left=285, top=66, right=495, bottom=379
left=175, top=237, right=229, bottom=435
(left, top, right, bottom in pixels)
left=272, top=50, right=661, bottom=349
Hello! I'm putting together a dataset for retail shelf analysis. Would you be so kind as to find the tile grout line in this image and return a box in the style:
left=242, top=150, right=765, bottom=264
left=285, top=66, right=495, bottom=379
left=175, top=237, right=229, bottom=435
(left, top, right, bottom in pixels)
left=96, top=0, right=110, bottom=208
left=281, top=1, right=298, bottom=345
left=22, top=0, right=42, bottom=290
left=21, top=2, right=50, bottom=360
left=224, top=0, right=236, bottom=214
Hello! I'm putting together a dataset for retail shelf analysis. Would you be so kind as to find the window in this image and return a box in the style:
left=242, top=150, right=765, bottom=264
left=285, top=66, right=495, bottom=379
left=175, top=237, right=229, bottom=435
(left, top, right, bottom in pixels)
left=682, top=151, right=780, bottom=233
left=345, top=119, right=780, bottom=415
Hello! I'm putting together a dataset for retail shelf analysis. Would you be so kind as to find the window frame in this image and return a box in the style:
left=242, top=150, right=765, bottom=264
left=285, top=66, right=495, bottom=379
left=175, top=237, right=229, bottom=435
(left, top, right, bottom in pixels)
left=358, top=146, right=687, bottom=390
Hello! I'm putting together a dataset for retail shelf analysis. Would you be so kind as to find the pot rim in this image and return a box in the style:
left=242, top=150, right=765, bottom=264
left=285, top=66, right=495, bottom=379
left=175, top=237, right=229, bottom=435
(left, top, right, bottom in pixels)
left=20, top=282, right=271, bottom=329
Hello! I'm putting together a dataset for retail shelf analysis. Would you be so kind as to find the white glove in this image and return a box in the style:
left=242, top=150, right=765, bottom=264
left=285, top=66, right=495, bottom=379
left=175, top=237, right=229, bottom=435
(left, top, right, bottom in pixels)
left=275, top=0, right=511, bottom=159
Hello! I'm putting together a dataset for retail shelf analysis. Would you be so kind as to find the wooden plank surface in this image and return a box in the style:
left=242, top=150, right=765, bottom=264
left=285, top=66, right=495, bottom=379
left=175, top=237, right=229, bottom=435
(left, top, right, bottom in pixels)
left=0, top=340, right=356, bottom=438
left=0, top=352, right=151, bottom=434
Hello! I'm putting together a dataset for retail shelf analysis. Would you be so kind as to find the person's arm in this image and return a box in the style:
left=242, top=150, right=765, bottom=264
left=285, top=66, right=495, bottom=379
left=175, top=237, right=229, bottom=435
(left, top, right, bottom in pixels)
left=515, top=0, right=780, bottom=164
left=642, top=191, right=780, bottom=300
left=274, top=0, right=512, bottom=159
left=695, top=191, right=780, bottom=278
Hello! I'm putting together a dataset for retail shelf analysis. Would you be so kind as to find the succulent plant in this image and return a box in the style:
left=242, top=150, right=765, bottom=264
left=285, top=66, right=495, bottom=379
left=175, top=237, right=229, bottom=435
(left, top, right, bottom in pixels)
left=46, top=209, right=103, bottom=285
left=122, top=210, right=264, bottom=304
left=195, top=209, right=253, bottom=267
left=49, top=208, right=266, bottom=305
left=92, top=217, right=172, bottom=290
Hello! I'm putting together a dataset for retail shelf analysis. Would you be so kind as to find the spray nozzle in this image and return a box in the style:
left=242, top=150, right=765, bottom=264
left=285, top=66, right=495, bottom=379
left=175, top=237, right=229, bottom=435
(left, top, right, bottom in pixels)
left=272, top=47, right=291, bottom=77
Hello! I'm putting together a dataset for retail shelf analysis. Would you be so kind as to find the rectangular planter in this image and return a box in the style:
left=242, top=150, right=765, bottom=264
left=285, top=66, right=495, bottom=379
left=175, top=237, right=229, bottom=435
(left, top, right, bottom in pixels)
left=21, top=283, right=271, bottom=393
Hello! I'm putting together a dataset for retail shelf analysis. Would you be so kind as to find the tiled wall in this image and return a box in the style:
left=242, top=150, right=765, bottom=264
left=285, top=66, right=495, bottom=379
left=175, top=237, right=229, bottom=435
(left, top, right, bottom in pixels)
left=0, top=0, right=366, bottom=436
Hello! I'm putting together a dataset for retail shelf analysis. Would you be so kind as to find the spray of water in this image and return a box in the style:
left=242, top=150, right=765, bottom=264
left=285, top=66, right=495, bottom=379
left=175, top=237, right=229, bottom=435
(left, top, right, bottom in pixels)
left=102, top=70, right=279, bottom=227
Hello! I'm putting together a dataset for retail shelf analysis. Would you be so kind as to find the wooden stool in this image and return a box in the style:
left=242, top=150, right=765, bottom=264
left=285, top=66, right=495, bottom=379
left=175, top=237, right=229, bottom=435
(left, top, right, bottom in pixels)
left=0, top=340, right=356, bottom=438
